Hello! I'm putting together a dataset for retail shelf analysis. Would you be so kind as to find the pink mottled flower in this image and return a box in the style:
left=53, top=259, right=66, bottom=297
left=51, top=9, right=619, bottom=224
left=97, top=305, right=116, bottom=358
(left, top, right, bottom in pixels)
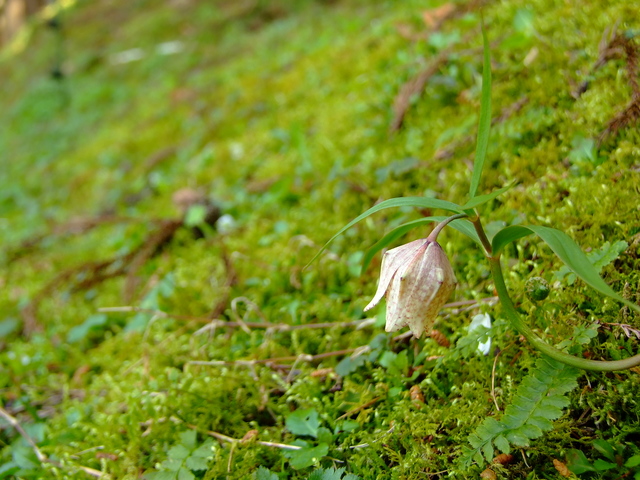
left=364, top=239, right=456, bottom=338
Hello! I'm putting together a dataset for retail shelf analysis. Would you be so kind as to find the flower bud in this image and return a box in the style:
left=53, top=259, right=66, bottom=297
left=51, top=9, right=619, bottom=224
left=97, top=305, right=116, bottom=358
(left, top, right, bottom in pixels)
left=525, top=276, right=550, bottom=302
left=364, top=238, right=456, bottom=338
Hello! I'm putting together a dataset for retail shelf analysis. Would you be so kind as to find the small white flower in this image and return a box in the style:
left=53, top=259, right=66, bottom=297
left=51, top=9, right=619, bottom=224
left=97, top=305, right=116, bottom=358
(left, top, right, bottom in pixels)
left=469, top=313, right=492, bottom=355
left=364, top=238, right=456, bottom=338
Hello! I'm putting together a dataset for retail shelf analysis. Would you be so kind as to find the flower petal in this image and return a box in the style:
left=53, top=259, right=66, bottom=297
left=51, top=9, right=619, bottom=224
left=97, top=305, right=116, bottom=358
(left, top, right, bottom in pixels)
left=394, top=243, right=440, bottom=337
left=405, top=267, right=445, bottom=338
left=364, top=238, right=427, bottom=312
left=384, top=273, right=406, bottom=332
left=383, top=240, right=429, bottom=332
left=408, top=244, right=456, bottom=337
left=396, top=242, right=456, bottom=338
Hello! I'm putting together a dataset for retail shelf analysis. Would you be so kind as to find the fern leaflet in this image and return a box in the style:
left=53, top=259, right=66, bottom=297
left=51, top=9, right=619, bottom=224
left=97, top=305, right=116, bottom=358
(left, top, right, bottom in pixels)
left=459, top=355, right=580, bottom=467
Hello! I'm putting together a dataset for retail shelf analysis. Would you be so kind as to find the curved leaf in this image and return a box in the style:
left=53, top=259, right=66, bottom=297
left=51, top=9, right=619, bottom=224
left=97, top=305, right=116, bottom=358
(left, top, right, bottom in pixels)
left=468, top=19, right=492, bottom=199
left=306, top=197, right=464, bottom=267
left=492, top=225, right=640, bottom=313
left=492, top=225, right=534, bottom=255
left=447, top=218, right=483, bottom=245
left=462, top=183, right=513, bottom=210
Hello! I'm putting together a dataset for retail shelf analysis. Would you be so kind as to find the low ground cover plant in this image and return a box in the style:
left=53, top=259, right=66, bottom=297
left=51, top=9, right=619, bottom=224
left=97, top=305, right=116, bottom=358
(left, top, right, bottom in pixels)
left=1, top=1, right=639, bottom=479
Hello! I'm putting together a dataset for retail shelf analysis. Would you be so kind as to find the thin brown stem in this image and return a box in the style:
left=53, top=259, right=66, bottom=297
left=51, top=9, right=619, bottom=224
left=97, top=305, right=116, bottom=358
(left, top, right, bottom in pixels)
left=472, top=215, right=493, bottom=257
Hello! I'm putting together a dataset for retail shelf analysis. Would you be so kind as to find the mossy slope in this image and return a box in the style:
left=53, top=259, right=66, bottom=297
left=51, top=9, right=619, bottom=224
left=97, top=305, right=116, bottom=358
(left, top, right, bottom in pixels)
left=0, top=0, right=639, bottom=479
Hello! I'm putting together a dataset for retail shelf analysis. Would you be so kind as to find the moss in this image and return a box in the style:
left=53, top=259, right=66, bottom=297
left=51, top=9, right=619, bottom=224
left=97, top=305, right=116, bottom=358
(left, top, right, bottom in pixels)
left=1, top=0, right=639, bottom=478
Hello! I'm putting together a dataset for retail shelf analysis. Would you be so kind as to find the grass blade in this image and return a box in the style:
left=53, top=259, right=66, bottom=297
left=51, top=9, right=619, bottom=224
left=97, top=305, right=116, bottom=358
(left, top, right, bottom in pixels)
left=468, top=19, right=492, bottom=199
left=306, top=197, right=463, bottom=267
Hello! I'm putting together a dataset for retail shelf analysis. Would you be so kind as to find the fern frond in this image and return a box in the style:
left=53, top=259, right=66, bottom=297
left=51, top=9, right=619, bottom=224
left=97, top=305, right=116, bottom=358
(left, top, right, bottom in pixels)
left=459, top=356, right=580, bottom=467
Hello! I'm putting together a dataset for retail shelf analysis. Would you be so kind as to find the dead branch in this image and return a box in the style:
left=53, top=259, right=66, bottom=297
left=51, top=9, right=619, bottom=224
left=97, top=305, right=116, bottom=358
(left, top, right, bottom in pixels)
left=336, top=397, right=382, bottom=420
left=187, top=347, right=360, bottom=368
left=185, top=424, right=302, bottom=451
left=99, top=305, right=375, bottom=333
left=6, top=214, right=139, bottom=263
left=389, top=41, right=463, bottom=132
left=122, top=219, right=182, bottom=302
left=599, top=95, right=640, bottom=143
left=20, top=219, right=182, bottom=335
left=574, top=26, right=640, bottom=100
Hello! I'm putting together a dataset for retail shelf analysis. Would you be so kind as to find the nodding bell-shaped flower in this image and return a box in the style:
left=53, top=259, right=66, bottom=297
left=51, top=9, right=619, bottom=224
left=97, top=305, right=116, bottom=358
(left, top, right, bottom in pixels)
left=364, top=238, right=456, bottom=338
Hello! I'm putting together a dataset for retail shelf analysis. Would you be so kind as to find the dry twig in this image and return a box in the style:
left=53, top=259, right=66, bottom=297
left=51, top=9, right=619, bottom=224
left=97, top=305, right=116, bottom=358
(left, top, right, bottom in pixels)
left=390, top=36, right=471, bottom=132
left=571, top=26, right=640, bottom=142
left=21, top=219, right=182, bottom=335
left=185, top=424, right=302, bottom=451
left=100, top=305, right=375, bottom=333
left=187, top=347, right=360, bottom=368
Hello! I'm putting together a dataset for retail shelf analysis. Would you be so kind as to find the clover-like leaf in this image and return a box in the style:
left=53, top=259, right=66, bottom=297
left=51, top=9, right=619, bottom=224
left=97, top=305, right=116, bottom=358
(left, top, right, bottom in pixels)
left=285, top=408, right=320, bottom=438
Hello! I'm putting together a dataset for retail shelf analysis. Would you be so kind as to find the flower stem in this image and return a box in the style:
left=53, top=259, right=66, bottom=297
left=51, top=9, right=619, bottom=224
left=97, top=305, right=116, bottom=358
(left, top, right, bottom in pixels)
left=427, top=213, right=469, bottom=242
left=489, top=255, right=640, bottom=371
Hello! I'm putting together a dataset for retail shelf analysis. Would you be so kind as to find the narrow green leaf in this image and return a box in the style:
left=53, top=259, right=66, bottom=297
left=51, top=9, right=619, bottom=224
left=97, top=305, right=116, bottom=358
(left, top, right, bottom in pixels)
left=468, top=19, right=492, bottom=199
left=492, top=225, right=640, bottom=313
left=462, top=184, right=513, bottom=210
left=307, top=197, right=464, bottom=267
left=625, top=455, right=640, bottom=468
left=448, top=218, right=483, bottom=244
left=525, top=225, right=639, bottom=313
left=491, top=225, right=533, bottom=254
left=566, top=449, right=597, bottom=474
left=593, top=459, right=617, bottom=471
left=554, top=240, right=628, bottom=285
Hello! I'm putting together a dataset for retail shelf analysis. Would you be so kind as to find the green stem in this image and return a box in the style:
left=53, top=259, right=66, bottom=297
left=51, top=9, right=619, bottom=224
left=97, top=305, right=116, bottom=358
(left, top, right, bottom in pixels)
left=471, top=214, right=492, bottom=257
left=489, top=256, right=640, bottom=372
left=427, top=213, right=468, bottom=242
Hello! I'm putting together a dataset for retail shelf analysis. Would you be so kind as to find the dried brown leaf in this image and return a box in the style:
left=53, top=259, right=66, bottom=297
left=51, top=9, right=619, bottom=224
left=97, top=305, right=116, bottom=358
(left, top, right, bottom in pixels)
left=421, top=3, right=457, bottom=30
left=553, top=459, right=572, bottom=477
